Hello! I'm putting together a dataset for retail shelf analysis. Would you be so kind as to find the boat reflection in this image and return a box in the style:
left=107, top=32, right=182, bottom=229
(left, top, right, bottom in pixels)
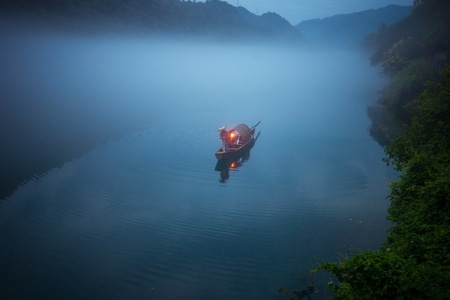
left=214, top=132, right=259, bottom=183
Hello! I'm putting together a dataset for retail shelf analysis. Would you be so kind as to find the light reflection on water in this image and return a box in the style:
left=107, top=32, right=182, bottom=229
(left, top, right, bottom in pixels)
left=0, top=36, right=394, bottom=299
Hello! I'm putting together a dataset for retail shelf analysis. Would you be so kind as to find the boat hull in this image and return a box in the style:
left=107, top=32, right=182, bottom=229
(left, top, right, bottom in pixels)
left=214, top=121, right=260, bottom=160
left=215, top=137, right=255, bottom=160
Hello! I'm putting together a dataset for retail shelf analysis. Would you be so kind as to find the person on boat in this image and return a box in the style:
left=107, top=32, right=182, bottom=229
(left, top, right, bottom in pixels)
left=228, top=130, right=237, bottom=148
left=218, top=126, right=229, bottom=152
left=229, top=130, right=241, bottom=147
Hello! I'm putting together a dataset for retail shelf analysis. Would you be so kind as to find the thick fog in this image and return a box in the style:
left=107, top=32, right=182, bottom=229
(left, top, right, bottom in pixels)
left=0, top=33, right=386, bottom=197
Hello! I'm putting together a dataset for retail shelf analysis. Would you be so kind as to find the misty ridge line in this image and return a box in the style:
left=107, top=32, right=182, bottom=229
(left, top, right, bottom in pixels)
left=0, top=0, right=302, bottom=43
left=0, top=0, right=412, bottom=48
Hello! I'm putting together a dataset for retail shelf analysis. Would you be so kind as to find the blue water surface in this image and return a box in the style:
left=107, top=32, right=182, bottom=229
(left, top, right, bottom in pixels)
left=0, top=36, right=394, bottom=300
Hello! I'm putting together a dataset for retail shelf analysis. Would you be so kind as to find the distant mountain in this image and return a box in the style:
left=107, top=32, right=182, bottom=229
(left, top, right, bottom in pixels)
left=237, top=7, right=303, bottom=41
left=0, top=0, right=302, bottom=42
left=295, top=4, right=412, bottom=48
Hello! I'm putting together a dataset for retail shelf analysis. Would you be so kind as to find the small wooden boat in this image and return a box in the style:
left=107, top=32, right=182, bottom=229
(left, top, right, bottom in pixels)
left=214, top=138, right=257, bottom=182
left=215, top=121, right=260, bottom=160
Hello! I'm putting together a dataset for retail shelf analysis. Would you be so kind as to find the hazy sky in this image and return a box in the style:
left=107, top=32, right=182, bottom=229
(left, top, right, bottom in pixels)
left=207, top=0, right=414, bottom=25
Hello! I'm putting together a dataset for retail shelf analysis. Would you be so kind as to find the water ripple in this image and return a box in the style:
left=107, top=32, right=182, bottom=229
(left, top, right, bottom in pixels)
left=0, top=128, right=391, bottom=300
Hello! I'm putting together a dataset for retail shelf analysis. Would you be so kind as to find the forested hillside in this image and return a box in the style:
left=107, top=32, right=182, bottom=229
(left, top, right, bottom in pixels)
left=0, top=0, right=302, bottom=41
left=296, top=5, right=412, bottom=48
left=367, top=0, right=449, bottom=146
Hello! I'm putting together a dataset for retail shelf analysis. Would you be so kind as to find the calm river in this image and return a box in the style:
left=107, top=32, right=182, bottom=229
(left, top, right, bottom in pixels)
left=0, top=35, right=394, bottom=299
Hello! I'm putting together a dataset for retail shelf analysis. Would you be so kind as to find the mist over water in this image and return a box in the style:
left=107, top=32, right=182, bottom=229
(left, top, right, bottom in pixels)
left=1, top=33, right=384, bottom=140
left=1, top=33, right=392, bottom=299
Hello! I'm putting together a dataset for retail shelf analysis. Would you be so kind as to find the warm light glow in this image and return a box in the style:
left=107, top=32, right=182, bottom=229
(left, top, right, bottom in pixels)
left=230, top=162, right=236, bottom=168
left=229, top=131, right=235, bottom=139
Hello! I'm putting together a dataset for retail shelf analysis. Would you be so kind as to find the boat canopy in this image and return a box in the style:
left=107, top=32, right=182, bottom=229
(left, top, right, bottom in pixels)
left=232, top=124, right=251, bottom=143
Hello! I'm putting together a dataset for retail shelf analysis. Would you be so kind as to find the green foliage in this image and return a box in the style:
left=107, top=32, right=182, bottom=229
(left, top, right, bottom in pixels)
left=368, top=59, right=438, bottom=145
left=317, top=251, right=422, bottom=299
left=367, top=0, right=449, bottom=146
left=317, top=64, right=450, bottom=299
left=317, top=251, right=450, bottom=300
left=385, top=65, right=450, bottom=169
left=371, top=0, right=450, bottom=72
